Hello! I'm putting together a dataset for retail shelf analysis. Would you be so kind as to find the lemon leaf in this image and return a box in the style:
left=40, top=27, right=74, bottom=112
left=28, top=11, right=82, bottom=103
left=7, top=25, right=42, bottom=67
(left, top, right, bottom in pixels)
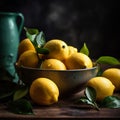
left=24, top=27, right=46, bottom=50
left=96, top=56, right=120, bottom=65
left=8, top=99, right=33, bottom=115
left=85, top=87, right=96, bottom=102
left=13, top=86, right=28, bottom=101
left=24, top=27, right=39, bottom=42
left=35, top=31, right=46, bottom=47
left=77, top=87, right=99, bottom=110
left=100, top=96, right=120, bottom=108
left=80, top=43, right=89, bottom=56
left=36, top=48, right=49, bottom=54
left=24, top=27, right=39, bottom=34
left=80, top=97, right=95, bottom=106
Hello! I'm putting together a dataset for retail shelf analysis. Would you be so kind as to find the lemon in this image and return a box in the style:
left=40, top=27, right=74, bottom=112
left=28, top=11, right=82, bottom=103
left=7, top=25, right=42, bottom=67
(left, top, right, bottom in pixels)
left=17, top=50, right=39, bottom=68
left=68, top=46, right=78, bottom=56
left=29, top=77, right=59, bottom=105
left=87, top=77, right=115, bottom=101
left=40, top=59, right=67, bottom=70
left=102, top=68, right=120, bottom=91
left=18, top=38, right=35, bottom=56
left=64, top=52, right=93, bottom=69
left=43, top=39, right=69, bottom=61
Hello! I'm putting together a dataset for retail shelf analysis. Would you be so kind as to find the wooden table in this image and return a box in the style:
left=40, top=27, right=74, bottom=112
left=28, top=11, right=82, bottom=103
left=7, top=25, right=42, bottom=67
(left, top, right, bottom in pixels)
left=0, top=90, right=120, bottom=120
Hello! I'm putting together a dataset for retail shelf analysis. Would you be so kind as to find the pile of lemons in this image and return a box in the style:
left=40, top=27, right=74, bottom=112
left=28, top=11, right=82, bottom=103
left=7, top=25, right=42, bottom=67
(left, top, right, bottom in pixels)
left=17, top=38, right=93, bottom=70
left=17, top=38, right=120, bottom=105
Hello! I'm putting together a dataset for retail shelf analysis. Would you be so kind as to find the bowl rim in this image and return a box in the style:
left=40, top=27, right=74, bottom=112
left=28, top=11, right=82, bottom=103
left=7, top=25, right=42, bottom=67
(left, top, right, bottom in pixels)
left=15, top=63, right=98, bottom=72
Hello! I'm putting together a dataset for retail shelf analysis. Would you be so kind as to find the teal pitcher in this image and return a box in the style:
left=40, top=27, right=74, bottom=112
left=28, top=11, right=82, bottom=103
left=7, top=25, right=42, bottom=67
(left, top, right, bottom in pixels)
left=0, top=12, right=24, bottom=83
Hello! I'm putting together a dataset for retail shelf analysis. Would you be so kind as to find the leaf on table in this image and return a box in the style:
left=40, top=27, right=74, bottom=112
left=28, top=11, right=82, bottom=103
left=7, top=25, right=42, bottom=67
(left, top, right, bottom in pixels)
left=13, top=86, right=28, bottom=101
left=100, top=96, right=120, bottom=108
left=8, top=99, right=33, bottom=115
left=79, top=97, right=95, bottom=106
left=96, top=56, right=120, bottom=65
left=76, top=87, right=99, bottom=110
left=85, top=86, right=96, bottom=102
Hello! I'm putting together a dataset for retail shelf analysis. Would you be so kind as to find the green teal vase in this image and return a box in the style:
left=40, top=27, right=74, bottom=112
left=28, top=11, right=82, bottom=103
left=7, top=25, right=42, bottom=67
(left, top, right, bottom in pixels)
left=0, top=12, right=24, bottom=83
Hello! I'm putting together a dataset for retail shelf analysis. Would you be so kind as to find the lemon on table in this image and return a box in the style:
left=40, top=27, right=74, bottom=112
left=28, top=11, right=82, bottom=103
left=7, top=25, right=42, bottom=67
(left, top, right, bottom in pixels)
left=18, top=38, right=35, bottom=56
left=102, top=68, right=120, bottom=91
left=64, top=52, right=93, bottom=69
left=40, top=59, right=67, bottom=70
left=43, top=39, right=69, bottom=61
left=17, top=50, right=39, bottom=68
left=29, top=77, right=59, bottom=105
left=87, top=77, right=115, bottom=101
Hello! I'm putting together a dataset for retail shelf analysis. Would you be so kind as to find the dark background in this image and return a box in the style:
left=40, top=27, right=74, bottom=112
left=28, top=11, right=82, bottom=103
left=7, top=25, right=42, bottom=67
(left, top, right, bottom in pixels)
left=0, top=0, right=119, bottom=59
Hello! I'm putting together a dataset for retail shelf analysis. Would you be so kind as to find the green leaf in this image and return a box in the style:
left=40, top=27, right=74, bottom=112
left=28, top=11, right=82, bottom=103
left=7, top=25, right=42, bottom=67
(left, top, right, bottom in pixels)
left=35, top=31, right=46, bottom=47
left=96, top=56, right=120, bottom=65
left=8, top=99, right=33, bottom=115
left=80, top=97, right=95, bottom=106
left=24, top=27, right=39, bottom=42
left=80, top=43, right=89, bottom=56
left=96, top=67, right=103, bottom=76
left=36, top=47, right=49, bottom=54
left=13, top=86, right=28, bottom=101
left=24, top=27, right=46, bottom=52
left=85, top=87, right=96, bottom=102
left=76, top=87, right=99, bottom=110
left=79, top=97, right=99, bottom=110
left=100, top=96, right=120, bottom=108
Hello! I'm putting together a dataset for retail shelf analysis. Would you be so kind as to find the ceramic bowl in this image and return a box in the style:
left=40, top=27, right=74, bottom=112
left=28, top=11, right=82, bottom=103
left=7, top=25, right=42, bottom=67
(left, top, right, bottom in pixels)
left=16, top=65, right=98, bottom=97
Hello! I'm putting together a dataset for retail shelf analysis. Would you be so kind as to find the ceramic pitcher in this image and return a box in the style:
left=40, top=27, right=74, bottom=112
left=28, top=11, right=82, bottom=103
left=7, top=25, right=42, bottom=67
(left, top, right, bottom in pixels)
left=0, top=12, right=24, bottom=83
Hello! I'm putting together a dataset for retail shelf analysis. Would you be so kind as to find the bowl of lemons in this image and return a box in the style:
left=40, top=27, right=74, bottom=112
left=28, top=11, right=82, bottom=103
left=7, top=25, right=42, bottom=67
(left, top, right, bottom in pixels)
left=16, top=39, right=98, bottom=97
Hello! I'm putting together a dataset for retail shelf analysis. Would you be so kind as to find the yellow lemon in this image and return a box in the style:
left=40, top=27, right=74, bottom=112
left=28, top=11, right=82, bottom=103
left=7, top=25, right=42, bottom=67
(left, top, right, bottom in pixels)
left=64, top=52, right=93, bottom=69
left=40, top=59, right=67, bottom=70
left=102, top=68, right=120, bottom=91
left=43, top=39, right=69, bottom=61
left=68, top=46, right=78, bottom=56
left=87, top=77, right=115, bottom=101
left=29, top=77, right=59, bottom=105
left=18, top=38, right=35, bottom=56
left=17, top=50, right=39, bottom=68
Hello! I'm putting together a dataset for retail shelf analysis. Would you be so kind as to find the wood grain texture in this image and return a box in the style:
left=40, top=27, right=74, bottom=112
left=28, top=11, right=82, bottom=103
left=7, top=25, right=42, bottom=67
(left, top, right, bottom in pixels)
left=0, top=90, right=120, bottom=119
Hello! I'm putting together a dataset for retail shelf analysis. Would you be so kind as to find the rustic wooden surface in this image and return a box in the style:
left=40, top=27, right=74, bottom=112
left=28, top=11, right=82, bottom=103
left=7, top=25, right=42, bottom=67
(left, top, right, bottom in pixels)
left=0, top=90, right=120, bottom=120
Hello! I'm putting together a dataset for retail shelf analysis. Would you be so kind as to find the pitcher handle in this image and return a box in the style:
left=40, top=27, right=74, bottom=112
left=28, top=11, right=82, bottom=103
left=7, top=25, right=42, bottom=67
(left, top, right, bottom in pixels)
left=16, top=13, right=24, bottom=35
